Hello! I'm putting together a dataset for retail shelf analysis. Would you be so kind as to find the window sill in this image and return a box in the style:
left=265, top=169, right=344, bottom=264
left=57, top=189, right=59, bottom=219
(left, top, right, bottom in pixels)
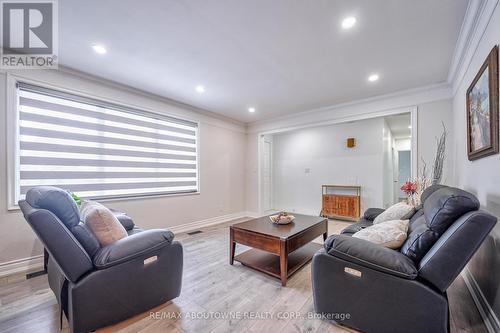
left=8, top=191, right=201, bottom=211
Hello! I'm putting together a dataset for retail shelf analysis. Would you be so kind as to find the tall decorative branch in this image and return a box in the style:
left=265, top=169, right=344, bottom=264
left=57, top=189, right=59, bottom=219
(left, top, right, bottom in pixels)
left=432, top=122, right=447, bottom=185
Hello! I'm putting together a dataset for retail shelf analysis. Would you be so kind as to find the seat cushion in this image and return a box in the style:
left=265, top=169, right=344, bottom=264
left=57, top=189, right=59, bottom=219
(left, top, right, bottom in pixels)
left=374, top=202, right=415, bottom=224
left=341, top=218, right=373, bottom=235
left=127, top=227, right=144, bottom=236
left=80, top=201, right=128, bottom=246
left=353, top=220, right=409, bottom=249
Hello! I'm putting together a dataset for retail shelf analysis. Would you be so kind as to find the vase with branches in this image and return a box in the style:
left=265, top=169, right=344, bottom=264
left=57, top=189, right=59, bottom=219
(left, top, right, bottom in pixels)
left=407, top=122, right=447, bottom=206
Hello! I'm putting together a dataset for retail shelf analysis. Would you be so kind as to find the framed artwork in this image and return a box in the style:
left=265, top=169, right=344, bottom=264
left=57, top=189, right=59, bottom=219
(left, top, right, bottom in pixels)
left=466, top=45, right=499, bottom=161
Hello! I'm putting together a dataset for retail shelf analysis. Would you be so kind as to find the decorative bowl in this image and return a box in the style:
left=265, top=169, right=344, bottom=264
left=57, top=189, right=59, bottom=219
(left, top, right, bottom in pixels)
left=269, top=213, right=295, bottom=225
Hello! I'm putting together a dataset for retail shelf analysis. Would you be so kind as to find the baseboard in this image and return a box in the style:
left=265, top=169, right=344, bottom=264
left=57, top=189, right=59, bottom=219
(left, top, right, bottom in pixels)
left=0, top=211, right=263, bottom=279
left=462, top=268, right=500, bottom=333
left=169, top=211, right=258, bottom=234
left=0, top=254, right=44, bottom=279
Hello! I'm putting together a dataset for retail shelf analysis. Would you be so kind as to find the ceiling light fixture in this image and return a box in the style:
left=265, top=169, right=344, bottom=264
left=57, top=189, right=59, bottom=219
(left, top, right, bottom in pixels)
left=341, top=16, right=357, bottom=30
left=92, top=44, right=107, bottom=54
left=248, top=107, right=256, bottom=113
left=408, top=125, right=412, bottom=129
left=368, top=74, right=380, bottom=82
left=195, top=85, right=205, bottom=93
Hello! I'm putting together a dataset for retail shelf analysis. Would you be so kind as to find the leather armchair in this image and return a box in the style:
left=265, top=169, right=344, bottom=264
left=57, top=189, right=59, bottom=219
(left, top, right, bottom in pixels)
left=312, top=186, right=497, bottom=333
left=19, top=186, right=183, bottom=333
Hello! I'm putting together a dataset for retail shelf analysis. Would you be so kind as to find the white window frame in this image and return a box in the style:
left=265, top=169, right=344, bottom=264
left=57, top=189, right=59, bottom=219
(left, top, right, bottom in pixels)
left=6, top=74, right=200, bottom=210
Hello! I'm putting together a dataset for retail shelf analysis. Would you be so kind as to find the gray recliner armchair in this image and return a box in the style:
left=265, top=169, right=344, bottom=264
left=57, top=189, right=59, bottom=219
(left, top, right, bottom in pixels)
left=312, top=185, right=497, bottom=333
left=19, top=186, right=183, bottom=333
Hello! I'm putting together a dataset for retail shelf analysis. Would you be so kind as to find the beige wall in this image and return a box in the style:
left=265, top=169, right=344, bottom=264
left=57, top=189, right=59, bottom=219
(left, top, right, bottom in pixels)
left=0, top=70, right=247, bottom=266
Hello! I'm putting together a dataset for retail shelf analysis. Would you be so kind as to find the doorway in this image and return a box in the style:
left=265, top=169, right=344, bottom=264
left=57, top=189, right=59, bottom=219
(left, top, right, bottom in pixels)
left=398, top=150, right=411, bottom=201
left=261, top=136, right=273, bottom=212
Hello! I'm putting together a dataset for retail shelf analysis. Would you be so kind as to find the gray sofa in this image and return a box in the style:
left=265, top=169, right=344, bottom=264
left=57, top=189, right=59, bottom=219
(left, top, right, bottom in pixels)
left=19, top=186, right=183, bottom=333
left=312, top=185, right=497, bottom=333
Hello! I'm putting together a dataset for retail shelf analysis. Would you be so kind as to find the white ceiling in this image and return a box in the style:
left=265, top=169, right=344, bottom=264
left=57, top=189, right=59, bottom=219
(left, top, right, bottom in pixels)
left=59, top=0, right=468, bottom=123
left=385, top=113, right=411, bottom=139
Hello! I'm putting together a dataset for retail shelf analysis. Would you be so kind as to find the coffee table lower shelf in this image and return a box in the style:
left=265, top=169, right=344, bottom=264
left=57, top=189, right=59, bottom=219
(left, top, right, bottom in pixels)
left=233, top=242, right=322, bottom=281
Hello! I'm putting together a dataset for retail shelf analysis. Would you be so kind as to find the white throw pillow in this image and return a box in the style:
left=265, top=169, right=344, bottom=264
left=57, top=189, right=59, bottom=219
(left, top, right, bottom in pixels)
left=353, top=219, right=409, bottom=249
left=373, top=202, right=415, bottom=224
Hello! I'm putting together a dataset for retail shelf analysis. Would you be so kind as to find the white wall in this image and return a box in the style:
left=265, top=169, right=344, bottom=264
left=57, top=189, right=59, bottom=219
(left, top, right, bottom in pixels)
left=417, top=99, right=454, bottom=184
left=271, top=118, right=385, bottom=215
left=246, top=98, right=454, bottom=214
left=395, top=138, right=411, bottom=151
left=450, top=0, right=500, bottom=318
left=382, top=120, right=395, bottom=208
left=0, top=69, right=247, bottom=267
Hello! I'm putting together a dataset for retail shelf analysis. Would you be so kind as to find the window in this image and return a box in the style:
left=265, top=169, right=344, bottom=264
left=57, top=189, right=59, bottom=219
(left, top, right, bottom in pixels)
left=14, top=82, right=198, bottom=203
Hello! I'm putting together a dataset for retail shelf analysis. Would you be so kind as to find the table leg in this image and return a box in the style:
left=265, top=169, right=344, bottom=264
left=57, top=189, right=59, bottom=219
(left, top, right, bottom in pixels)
left=229, top=227, right=235, bottom=265
left=280, top=239, right=288, bottom=286
left=323, top=219, right=329, bottom=242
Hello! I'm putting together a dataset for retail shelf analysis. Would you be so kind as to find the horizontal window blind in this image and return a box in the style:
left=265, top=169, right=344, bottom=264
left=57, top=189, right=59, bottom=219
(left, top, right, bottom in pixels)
left=16, top=83, right=199, bottom=201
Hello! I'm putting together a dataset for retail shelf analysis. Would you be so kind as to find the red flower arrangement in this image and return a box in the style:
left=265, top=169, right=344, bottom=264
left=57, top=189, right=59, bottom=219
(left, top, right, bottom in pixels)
left=400, top=181, right=417, bottom=195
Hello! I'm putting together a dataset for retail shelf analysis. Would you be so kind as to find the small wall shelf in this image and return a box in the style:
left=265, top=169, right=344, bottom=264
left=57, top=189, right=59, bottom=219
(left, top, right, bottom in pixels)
left=321, top=185, right=361, bottom=222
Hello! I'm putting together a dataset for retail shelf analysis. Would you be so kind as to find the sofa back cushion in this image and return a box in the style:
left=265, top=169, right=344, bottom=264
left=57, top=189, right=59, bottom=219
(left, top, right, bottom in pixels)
left=26, top=186, right=80, bottom=228
left=423, top=187, right=480, bottom=234
left=400, top=187, right=479, bottom=263
left=72, top=223, right=101, bottom=258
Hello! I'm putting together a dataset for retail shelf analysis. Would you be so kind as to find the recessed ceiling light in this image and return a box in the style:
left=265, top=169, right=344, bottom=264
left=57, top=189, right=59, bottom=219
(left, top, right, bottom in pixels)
left=92, top=44, right=107, bottom=54
left=408, top=125, right=412, bottom=129
left=368, top=74, right=380, bottom=82
left=195, top=85, right=205, bottom=93
left=341, top=17, right=357, bottom=30
left=248, top=107, right=256, bottom=113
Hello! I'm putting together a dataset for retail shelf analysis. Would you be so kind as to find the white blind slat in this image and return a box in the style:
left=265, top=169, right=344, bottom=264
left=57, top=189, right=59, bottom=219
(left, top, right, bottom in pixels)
left=16, top=84, right=199, bottom=200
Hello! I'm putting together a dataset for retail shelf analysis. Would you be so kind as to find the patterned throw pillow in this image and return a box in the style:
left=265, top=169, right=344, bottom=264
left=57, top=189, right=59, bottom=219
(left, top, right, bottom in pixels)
left=80, top=200, right=128, bottom=246
left=373, top=202, right=415, bottom=224
left=353, top=219, right=410, bottom=249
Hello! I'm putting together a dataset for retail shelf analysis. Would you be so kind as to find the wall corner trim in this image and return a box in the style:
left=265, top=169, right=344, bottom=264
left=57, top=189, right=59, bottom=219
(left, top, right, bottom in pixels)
left=448, top=0, right=500, bottom=95
left=462, top=267, right=500, bottom=333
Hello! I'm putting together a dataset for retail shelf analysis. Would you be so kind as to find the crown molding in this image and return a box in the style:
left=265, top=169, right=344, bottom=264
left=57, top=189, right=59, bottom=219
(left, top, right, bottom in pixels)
left=0, top=67, right=246, bottom=133
left=56, top=66, right=247, bottom=133
left=448, top=0, right=499, bottom=95
left=247, top=82, right=452, bottom=134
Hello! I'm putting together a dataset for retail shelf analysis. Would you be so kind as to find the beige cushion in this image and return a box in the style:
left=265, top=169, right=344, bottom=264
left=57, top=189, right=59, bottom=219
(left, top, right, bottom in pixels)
left=80, top=200, right=127, bottom=246
left=373, top=202, right=415, bottom=224
left=353, top=219, right=409, bottom=249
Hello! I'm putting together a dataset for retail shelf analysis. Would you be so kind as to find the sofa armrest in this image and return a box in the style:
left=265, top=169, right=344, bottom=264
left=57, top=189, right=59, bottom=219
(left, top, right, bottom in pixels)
left=93, top=229, right=174, bottom=269
left=325, top=235, right=417, bottom=279
left=110, top=209, right=135, bottom=231
left=363, top=208, right=385, bottom=221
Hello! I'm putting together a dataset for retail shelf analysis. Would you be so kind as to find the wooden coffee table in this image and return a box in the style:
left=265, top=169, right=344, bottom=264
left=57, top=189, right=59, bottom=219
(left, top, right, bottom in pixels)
left=229, top=214, right=328, bottom=286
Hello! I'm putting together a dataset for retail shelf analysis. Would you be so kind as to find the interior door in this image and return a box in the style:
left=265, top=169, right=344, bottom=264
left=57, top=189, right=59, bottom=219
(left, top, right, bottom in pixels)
left=262, top=140, right=273, bottom=211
